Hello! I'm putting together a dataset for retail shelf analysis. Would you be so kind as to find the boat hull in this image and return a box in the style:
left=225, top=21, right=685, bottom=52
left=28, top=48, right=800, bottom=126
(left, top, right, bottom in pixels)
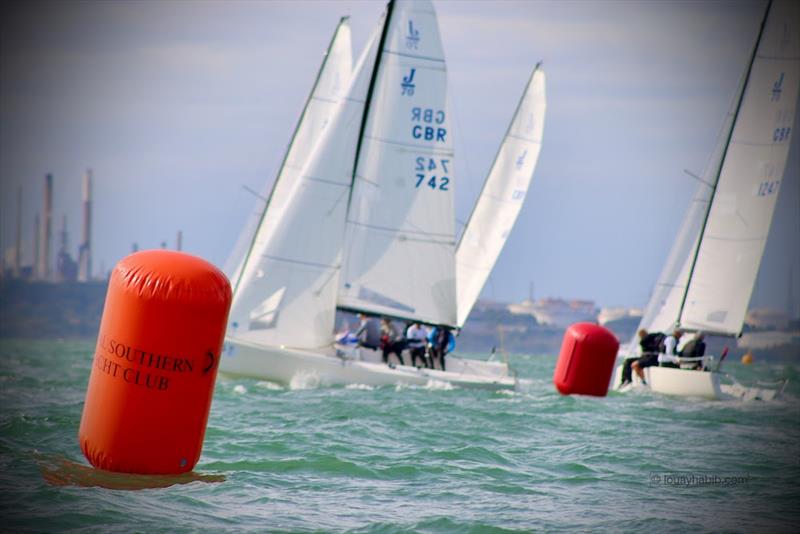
left=219, top=336, right=517, bottom=390
left=612, top=362, right=722, bottom=399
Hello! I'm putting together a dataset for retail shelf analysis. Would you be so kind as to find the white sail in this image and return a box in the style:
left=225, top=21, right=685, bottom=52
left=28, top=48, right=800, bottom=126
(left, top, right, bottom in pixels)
left=226, top=18, right=353, bottom=291
left=227, top=20, right=381, bottom=349
left=455, top=65, right=546, bottom=327
left=338, top=0, right=457, bottom=326
left=636, top=63, right=748, bottom=339
left=680, top=0, right=799, bottom=335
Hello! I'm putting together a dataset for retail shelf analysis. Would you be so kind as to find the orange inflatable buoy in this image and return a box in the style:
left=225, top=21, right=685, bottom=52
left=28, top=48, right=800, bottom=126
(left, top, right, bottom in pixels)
left=79, top=250, right=231, bottom=474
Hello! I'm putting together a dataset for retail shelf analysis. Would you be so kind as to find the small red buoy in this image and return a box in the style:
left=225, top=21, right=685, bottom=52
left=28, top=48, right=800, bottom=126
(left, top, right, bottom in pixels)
left=553, top=322, right=619, bottom=397
left=79, top=250, right=231, bottom=474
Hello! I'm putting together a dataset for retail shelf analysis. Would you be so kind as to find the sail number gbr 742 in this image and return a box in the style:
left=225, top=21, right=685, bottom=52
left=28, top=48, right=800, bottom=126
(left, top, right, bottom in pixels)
left=410, top=107, right=449, bottom=191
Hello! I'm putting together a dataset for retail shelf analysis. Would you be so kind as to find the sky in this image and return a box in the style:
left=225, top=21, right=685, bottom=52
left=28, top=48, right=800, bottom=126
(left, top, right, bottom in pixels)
left=1, top=0, right=798, bottom=313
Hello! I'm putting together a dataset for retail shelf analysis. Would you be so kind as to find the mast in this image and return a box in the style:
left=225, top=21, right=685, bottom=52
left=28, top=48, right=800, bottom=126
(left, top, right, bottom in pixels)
left=345, top=0, right=396, bottom=214
left=232, top=17, right=351, bottom=298
left=675, top=0, right=772, bottom=335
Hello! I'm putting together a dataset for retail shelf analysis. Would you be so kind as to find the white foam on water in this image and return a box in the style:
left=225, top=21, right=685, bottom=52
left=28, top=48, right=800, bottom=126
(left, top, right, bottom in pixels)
left=255, top=380, right=284, bottom=391
left=232, top=384, right=247, bottom=395
left=423, top=379, right=454, bottom=391
left=289, top=372, right=321, bottom=390
left=345, top=384, right=375, bottom=391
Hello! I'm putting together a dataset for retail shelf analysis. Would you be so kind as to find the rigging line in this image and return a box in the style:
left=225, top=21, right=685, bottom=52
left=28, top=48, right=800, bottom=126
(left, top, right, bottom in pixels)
left=231, top=17, right=350, bottom=300
left=676, top=1, right=771, bottom=331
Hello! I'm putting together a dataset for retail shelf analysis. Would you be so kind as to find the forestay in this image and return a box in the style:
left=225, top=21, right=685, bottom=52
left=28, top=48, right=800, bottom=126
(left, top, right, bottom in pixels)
left=680, top=0, right=799, bottom=335
left=455, top=65, right=546, bottom=327
left=338, top=0, right=457, bottom=326
left=227, top=20, right=382, bottom=349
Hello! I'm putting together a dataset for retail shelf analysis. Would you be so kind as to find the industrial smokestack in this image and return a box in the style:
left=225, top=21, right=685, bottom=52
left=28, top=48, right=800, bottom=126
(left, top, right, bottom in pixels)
left=14, top=187, right=22, bottom=277
left=176, top=230, right=183, bottom=251
left=37, top=174, right=53, bottom=280
left=78, top=169, right=92, bottom=282
left=34, top=214, right=40, bottom=275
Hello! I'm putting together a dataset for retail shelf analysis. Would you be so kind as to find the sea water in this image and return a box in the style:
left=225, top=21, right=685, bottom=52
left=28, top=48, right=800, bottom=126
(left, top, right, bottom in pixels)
left=1, top=339, right=798, bottom=532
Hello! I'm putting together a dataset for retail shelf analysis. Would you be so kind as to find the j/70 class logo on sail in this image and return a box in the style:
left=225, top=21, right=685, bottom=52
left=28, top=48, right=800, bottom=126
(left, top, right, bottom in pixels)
left=771, top=72, right=784, bottom=101
left=401, top=68, right=416, bottom=96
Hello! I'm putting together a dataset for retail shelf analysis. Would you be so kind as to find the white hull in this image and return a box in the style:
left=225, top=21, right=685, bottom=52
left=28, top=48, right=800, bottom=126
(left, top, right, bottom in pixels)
left=612, top=361, right=784, bottom=401
left=220, top=336, right=517, bottom=391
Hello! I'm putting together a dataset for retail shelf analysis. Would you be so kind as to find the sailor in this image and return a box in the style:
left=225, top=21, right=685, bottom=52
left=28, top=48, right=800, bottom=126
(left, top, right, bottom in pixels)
left=380, top=318, right=405, bottom=366
left=428, top=325, right=455, bottom=371
left=619, top=329, right=661, bottom=387
left=679, top=331, right=706, bottom=370
left=355, top=313, right=381, bottom=351
left=631, top=329, right=669, bottom=383
left=406, top=322, right=430, bottom=368
left=657, top=328, right=684, bottom=368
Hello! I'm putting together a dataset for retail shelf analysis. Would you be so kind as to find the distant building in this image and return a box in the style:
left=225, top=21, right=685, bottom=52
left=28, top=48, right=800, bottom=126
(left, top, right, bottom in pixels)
left=598, top=307, right=643, bottom=326
left=745, top=308, right=790, bottom=330
left=508, top=297, right=598, bottom=327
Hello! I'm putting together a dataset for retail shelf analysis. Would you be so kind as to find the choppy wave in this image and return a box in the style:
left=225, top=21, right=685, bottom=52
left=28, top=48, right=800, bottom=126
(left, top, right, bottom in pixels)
left=0, top=339, right=798, bottom=532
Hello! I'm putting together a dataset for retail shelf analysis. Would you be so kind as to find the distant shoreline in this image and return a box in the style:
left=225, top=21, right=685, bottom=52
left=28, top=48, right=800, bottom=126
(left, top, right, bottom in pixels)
left=2, top=280, right=797, bottom=361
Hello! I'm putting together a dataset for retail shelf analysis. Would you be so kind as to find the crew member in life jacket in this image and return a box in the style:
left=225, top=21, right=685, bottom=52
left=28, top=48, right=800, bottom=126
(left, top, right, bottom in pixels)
left=380, top=318, right=405, bottom=366
left=355, top=313, right=381, bottom=350
left=631, top=329, right=672, bottom=384
left=656, top=328, right=684, bottom=368
left=406, top=321, right=430, bottom=368
left=428, top=325, right=455, bottom=371
left=678, top=331, right=706, bottom=370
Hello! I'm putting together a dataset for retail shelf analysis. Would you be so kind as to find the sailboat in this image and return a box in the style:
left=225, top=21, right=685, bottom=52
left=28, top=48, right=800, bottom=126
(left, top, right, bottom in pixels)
left=614, top=0, right=798, bottom=400
left=219, top=0, right=546, bottom=390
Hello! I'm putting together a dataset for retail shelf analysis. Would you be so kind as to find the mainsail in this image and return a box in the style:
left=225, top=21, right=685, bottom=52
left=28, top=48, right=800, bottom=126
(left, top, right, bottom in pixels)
left=637, top=0, right=799, bottom=339
left=227, top=18, right=380, bottom=349
left=455, top=64, right=546, bottom=327
left=679, top=0, right=799, bottom=335
left=338, top=0, right=458, bottom=326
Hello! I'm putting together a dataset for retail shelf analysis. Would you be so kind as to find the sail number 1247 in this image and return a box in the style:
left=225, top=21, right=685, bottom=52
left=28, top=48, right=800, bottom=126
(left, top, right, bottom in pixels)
left=415, top=157, right=449, bottom=191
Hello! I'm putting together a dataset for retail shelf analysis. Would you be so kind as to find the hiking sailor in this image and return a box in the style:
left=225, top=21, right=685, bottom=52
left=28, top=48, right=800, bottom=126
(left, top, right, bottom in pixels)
left=631, top=329, right=670, bottom=383
left=657, top=328, right=684, bottom=368
left=428, top=325, right=455, bottom=371
left=619, top=329, right=663, bottom=387
left=679, top=331, right=706, bottom=370
left=355, top=313, right=381, bottom=350
left=406, top=322, right=430, bottom=368
left=380, top=318, right=405, bottom=366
